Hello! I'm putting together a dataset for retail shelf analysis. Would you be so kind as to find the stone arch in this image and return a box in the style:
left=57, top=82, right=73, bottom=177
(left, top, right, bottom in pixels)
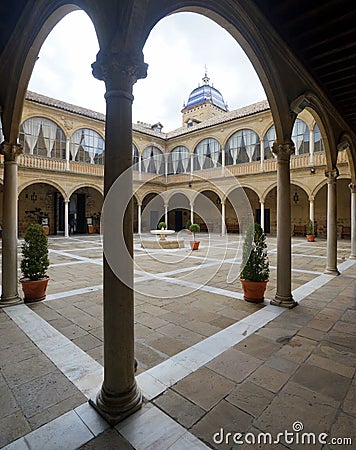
left=18, top=179, right=66, bottom=199
left=68, top=183, right=103, bottom=199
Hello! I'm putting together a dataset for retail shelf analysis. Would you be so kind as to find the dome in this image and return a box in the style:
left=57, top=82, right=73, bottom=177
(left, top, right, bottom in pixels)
left=182, top=72, right=228, bottom=112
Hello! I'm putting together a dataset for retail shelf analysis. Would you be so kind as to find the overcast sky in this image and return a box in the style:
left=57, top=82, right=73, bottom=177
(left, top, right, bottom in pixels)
left=29, top=10, right=266, bottom=132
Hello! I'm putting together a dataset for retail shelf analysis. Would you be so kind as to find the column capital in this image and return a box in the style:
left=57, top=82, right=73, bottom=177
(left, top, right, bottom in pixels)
left=325, top=168, right=339, bottom=183
left=308, top=195, right=315, bottom=202
left=92, top=50, right=148, bottom=97
left=349, top=183, right=356, bottom=193
left=272, top=141, right=295, bottom=160
left=0, top=142, right=22, bottom=161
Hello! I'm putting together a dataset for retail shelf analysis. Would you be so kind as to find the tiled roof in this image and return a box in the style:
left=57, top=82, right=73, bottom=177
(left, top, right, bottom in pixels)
left=25, top=91, right=270, bottom=140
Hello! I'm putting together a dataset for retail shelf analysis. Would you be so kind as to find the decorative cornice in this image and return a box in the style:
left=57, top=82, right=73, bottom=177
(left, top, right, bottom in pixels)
left=272, top=142, right=295, bottom=160
left=0, top=142, right=22, bottom=161
left=325, top=168, right=339, bottom=182
left=91, top=51, right=148, bottom=93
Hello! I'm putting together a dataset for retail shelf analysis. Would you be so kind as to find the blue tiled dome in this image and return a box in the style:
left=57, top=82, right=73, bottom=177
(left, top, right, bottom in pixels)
left=183, top=73, right=228, bottom=112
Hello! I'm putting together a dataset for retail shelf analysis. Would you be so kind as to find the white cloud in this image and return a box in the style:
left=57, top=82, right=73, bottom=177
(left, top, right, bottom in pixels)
left=29, top=10, right=266, bottom=132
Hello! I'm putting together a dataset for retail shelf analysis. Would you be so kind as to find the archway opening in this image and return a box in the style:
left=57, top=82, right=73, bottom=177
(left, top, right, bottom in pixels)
left=69, top=187, right=103, bottom=234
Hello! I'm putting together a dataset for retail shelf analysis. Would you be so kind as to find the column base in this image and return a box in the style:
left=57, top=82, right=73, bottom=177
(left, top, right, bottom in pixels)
left=89, top=380, right=143, bottom=426
left=271, top=294, right=298, bottom=309
left=324, top=268, right=340, bottom=275
left=349, top=255, right=356, bottom=260
left=0, top=295, right=23, bottom=308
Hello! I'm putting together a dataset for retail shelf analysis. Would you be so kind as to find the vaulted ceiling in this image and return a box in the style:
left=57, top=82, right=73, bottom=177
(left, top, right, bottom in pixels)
left=252, top=0, right=356, bottom=132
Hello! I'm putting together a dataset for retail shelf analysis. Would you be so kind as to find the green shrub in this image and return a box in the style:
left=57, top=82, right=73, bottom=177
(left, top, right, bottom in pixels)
left=240, top=223, right=269, bottom=282
left=21, top=223, right=49, bottom=281
left=306, top=219, right=314, bottom=235
left=158, top=221, right=167, bottom=230
left=189, top=223, right=200, bottom=240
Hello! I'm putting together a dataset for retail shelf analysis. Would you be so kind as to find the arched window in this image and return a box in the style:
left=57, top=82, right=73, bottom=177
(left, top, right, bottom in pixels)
left=168, top=146, right=191, bottom=174
left=132, top=144, right=139, bottom=170
left=193, top=138, right=221, bottom=170
left=70, top=128, right=104, bottom=164
left=141, top=146, right=165, bottom=174
left=225, top=129, right=260, bottom=165
left=19, top=117, right=66, bottom=159
left=314, top=124, right=323, bottom=152
left=292, top=119, right=309, bottom=155
left=263, top=125, right=276, bottom=159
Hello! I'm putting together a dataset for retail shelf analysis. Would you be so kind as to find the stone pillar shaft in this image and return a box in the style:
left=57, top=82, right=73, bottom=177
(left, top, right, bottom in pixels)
left=350, top=184, right=356, bottom=259
left=0, top=142, right=23, bottom=307
left=138, top=204, right=142, bottom=235
left=64, top=200, right=69, bottom=238
left=89, top=51, right=147, bottom=424
left=260, top=201, right=265, bottom=231
left=190, top=203, right=194, bottom=225
left=270, top=142, right=297, bottom=308
left=325, top=169, right=340, bottom=274
left=164, top=205, right=168, bottom=228
left=221, top=201, right=226, bottom=236
left=309, top=128, right=314, bottom=166
left=309, top=197, right=314, bottom=224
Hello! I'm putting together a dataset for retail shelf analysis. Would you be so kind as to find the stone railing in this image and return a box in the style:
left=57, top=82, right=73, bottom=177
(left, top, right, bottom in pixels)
left=8, top=150, right=348, bottom=182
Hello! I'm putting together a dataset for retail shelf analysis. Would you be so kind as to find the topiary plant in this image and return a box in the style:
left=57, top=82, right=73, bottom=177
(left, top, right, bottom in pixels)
left=189, top=223, right=200, bottom=241
left=21, top=223, right=49, bottom=281
left=240, top=222, right=269, bottom=282
left=158, top=221, right=167, bottom=230
left=306, top=218, right=314, bottom=235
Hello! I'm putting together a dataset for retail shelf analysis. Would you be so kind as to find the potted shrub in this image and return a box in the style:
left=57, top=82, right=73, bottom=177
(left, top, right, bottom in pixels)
left=158, top=221, right=167, bottom=239
left=306, top=219, right=315, bottom=242
left=20, top=223, right=50, bottom=302
left=240, top=222, right=269, bottom=303
left=189, top=223, right=200, bottom=250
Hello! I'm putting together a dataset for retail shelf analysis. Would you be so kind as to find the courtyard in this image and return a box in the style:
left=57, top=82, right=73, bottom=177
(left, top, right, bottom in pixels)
left=0, top=233, right=355, bottom=449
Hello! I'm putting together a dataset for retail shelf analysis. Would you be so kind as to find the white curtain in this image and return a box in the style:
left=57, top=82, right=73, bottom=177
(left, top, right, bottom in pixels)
left=82, top=131, right=101, bottom=164
left=41, top=118, right=57, bottom=157
left=230, top=132, right=243, bottom=164
left=142, top=149, right=151, bottom=172
left=293, top=120, right=307, bottom=155
left=181, top=148, right=190, bottom=172
left=171, top=149, right=180, bottom=173
left=22, top=118, right=42, bottom=154
left=244, top=130, right=258, bottom=162
left=70, top=129, right=83, bottom=160
left=210, top=141, right=221, bottom=167
left=196, top=144, right=205, bottom=169
left=152, top=148, right=163, bottom=174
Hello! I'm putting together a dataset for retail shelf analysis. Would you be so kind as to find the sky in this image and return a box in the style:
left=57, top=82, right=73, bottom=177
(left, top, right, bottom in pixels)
left=28, top=10, right=266, bottom=132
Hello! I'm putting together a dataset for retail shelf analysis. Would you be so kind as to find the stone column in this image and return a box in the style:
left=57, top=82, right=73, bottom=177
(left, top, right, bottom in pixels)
left=309, top=128, right=315, bottom=166
left=89, top=51, right=147, bottom=424
left=164, top=204, right=168, bottom=228
left=350, top=183, right=356, bottom=259
left=221, top=147, right=225, bottom=175
left=0, top=142, right=23, bottom=307
left=260, top=140, right=264, bottom=171
left=64, top=200, right=69, bottom=238
left=260, top=200, right=265, bottom=231
left=270, top=142, right=298, bottom=308
left=325, top=169, right=340, bottom=274
left=190, top=203, right=194, bottom=225
left=190, top=153, right=194, bottom=175
left=65, top=138, right=70, bottom=170
left=221, top=200, right=226, bottom=236
left=137, top=203, right=142, bottom=235
left=309, top=196, right=314, bottom=225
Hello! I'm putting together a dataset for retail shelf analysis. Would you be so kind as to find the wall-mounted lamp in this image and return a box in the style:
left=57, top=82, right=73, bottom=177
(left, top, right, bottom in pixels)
left=310, top=167, right=315, bottom=174
left=30, top=192, right=37, bottom=203
left=293, top=192, right=299, bottom=204
left=188, top=183, right=192, bottom=188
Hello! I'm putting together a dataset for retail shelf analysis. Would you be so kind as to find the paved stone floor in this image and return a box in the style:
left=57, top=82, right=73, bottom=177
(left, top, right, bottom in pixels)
left=0, top=233, right=355, bottom=449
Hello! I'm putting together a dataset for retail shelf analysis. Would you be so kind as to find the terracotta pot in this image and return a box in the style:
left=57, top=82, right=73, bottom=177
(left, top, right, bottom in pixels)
left=306, top=234, right=315, bottom=242
left=240, top=278, right=268, bottom=303
left=190, top=241, right=200, bottom=250
left=20, top=277, right=49, bottom=303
